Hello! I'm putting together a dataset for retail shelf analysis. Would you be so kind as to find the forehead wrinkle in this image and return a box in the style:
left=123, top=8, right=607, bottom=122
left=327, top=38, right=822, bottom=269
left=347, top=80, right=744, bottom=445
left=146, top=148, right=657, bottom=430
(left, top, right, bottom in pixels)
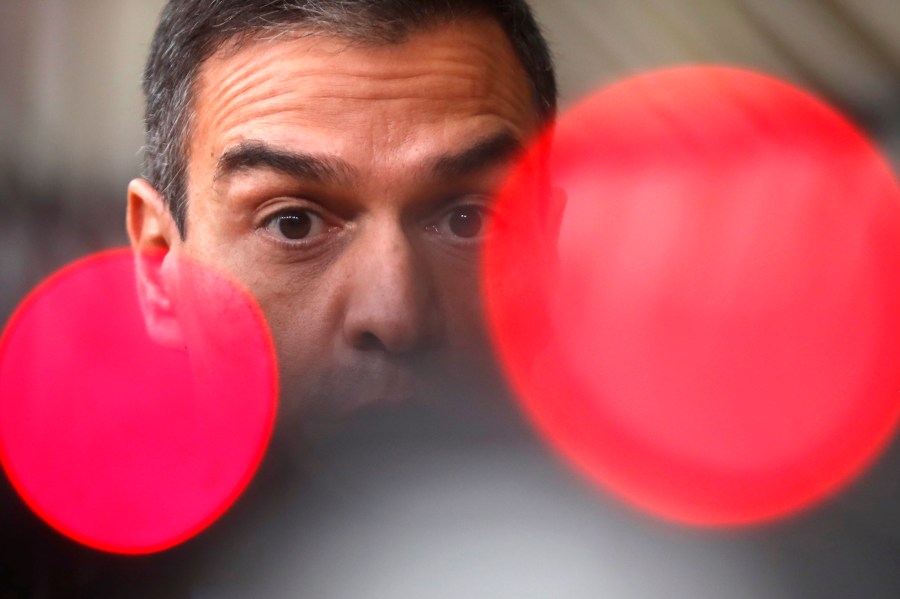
left=200, top=71, right=531, bottom=153
left=187, top=19, right=538, bottom=203
left=195, top=53, right=298, bottom=151
left=194, top=19, right=533, bottom=131
left=202, top=55, right=520, bottom=118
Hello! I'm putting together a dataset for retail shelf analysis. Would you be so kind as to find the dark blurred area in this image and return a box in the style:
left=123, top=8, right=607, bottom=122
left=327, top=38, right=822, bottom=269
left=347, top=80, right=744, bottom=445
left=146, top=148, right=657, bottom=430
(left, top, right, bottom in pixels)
left=2, top=0, right=900, bottom=597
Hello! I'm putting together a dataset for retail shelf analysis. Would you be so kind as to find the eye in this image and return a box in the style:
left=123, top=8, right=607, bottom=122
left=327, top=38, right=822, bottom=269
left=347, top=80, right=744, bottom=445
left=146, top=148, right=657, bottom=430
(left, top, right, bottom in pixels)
left=433, top=204, right=492, bottom=240
left=263, top=209, right=328, bottom=242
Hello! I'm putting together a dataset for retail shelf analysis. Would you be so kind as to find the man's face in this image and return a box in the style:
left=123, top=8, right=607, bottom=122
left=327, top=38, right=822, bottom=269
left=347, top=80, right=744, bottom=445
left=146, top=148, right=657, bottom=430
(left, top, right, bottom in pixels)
left=167, top=19, right=538, bottom=428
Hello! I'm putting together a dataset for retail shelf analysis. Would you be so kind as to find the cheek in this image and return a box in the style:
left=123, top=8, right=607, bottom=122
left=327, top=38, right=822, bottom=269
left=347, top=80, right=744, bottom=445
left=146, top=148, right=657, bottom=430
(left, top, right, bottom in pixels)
left=252, top=276, right=341, bottom=368
left=435, top=267, right=490, bottom=348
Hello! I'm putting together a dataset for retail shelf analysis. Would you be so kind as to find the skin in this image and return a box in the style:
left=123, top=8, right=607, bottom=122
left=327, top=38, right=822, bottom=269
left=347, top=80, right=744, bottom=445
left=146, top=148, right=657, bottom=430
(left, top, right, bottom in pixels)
left=127, top=18, right=541, bottom=438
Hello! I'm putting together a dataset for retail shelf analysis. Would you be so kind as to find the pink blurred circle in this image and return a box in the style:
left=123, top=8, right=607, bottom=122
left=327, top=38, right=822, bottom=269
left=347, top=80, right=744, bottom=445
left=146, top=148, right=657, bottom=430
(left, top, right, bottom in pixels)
left=0, top=248, right=277, bottom=553
left=484, top=66, right=900, bottom=526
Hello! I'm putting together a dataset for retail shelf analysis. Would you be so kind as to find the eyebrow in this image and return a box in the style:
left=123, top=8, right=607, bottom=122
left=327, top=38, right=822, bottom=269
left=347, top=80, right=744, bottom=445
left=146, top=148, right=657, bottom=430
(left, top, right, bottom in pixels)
left=214, top=131, right=524, bottom=186
left=214, top=140, right=355, bottom=184
left=427, top=132, right=524, bottom=180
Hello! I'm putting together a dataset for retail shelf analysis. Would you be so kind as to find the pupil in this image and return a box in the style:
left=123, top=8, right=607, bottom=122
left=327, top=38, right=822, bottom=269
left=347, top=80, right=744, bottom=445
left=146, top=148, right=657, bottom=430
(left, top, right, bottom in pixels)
left=278, top=213, right=312, bottom=240
left=449, top=207, right=482, bottom=238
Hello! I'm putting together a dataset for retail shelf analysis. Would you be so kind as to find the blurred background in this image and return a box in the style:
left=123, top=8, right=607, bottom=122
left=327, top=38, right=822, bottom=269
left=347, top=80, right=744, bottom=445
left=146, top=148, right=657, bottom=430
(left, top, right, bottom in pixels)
left=2, top=0, right=900, bottom=597
left=2, top=0, right=900, bottom=323
left=1, top=0, right=899, bottom=318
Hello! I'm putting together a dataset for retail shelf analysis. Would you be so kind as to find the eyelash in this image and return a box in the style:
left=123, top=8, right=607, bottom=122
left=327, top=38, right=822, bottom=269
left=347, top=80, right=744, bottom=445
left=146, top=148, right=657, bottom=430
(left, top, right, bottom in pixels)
left=426, top=197, right=497, bottom=242
left=258, top=206, right=335, bottom=248
left=255, top=195, right=497, bottom=251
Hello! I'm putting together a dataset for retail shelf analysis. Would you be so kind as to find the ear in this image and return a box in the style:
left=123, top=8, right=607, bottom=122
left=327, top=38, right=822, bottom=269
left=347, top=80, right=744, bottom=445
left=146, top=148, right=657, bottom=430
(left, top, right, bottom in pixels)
left=126, top=178, right=184, bottom=348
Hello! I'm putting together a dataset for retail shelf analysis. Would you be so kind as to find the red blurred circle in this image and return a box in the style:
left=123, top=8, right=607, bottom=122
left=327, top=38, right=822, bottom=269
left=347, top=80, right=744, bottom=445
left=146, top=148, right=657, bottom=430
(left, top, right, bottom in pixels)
left=484, top=66, right=900, bottom=526
left=0, top=248, right=277, bottom=553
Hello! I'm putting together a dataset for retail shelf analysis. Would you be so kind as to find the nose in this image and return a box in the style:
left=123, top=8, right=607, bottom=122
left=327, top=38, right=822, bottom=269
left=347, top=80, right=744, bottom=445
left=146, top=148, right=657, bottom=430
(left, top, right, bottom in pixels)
left=341, top=222, right=441, bottom=354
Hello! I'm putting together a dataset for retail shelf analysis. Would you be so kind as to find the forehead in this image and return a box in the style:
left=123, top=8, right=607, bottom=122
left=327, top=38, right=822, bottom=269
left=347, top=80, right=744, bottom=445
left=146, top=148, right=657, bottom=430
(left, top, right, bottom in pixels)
left=188, top=18, right=537, bottom=173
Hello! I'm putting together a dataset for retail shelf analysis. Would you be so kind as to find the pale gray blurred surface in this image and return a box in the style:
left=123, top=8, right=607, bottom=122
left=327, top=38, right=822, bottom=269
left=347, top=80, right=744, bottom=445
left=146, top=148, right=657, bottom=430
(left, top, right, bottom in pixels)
left=2, top=2, right=900, bottom=597
left=190, top=425, right=793, bottom=599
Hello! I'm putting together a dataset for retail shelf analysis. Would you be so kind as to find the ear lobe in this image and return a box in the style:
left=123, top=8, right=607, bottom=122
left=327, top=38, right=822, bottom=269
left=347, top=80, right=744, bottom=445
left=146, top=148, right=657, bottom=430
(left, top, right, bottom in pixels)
left=136, top=251, right=187, bottom=348
left=127, top=178, right=184, bottom=348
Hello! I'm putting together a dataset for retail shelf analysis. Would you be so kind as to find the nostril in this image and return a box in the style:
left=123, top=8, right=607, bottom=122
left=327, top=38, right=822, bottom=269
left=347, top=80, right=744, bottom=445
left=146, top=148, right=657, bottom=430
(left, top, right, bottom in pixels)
left=354, top=330, right=388, bottom=351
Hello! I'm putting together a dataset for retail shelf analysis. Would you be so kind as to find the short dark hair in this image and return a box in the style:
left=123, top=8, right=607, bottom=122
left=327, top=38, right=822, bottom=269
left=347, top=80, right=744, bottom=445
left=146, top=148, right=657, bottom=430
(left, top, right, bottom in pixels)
left=142, top=0, right=557, bottom=237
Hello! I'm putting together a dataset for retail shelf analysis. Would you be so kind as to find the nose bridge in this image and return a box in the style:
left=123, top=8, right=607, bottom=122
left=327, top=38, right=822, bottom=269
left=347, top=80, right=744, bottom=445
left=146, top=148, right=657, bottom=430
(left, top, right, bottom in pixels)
left=342, top=217, right=439, bottom=353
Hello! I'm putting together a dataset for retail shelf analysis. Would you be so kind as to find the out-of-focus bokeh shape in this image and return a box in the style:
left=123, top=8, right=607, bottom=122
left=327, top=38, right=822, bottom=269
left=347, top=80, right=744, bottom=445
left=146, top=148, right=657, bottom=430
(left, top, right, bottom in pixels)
left=484, top=66, right=900, bottom=526
left=0, top=249, right=277, bottom=553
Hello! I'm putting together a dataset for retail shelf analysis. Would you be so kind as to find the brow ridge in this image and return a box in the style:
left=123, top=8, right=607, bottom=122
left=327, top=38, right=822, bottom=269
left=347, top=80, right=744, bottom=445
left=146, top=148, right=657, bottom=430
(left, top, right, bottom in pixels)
left=428, top=131, right=524, bottom=180
left=214, top=140, right=356, bottom=184
left=215, top=132, right=523, bottom=187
